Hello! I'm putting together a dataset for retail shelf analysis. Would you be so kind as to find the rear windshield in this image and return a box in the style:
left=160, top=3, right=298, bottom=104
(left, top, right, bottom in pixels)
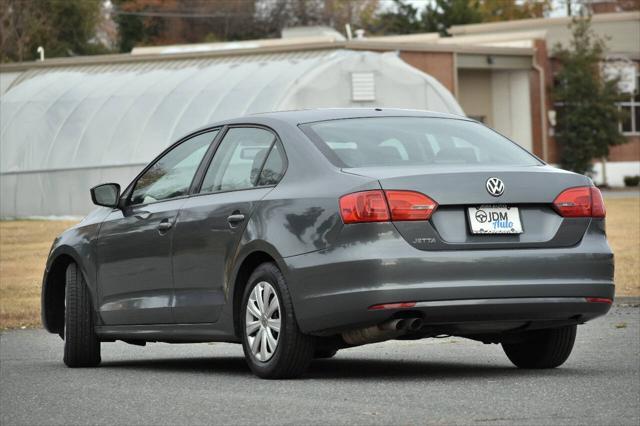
left=302, top=117, right=541, bottom=168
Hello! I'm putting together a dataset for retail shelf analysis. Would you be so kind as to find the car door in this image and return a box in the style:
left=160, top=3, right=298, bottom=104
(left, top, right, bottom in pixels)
left=96, top=130, right=219, bottom=325
left=171, top=126, right=286, bottom=323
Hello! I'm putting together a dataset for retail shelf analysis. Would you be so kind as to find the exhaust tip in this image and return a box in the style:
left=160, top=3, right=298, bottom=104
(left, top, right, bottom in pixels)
left=379, top=318, right=407, bottom=331
left=407, top=318, right=423, bottom=331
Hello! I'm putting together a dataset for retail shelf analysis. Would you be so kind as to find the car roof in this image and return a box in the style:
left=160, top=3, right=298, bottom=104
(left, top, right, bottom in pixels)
left=247, top=108, right=467, bottom=124
left=189, top=108, right=470, bottom=135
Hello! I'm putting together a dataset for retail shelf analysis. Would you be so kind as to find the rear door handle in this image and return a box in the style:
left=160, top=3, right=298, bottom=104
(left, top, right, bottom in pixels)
left=158, top=219, right=173, bottom=232
left=227, top=213, right=245, bottom=226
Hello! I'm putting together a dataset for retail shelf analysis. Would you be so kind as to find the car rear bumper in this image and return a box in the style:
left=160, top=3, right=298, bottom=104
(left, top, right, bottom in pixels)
left=283, top=221, right=614, bottom=335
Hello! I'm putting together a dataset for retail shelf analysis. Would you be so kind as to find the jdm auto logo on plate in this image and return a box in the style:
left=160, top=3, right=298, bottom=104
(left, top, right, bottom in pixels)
left=468, top=205, right=523, bottom=234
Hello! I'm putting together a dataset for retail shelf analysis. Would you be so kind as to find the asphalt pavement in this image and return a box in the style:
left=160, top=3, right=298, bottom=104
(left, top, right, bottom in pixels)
left=1, top=305, right=639, bottom=426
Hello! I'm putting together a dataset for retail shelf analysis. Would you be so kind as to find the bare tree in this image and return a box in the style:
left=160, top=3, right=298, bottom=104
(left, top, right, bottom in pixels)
left=1, top=0, right=50, bottom=62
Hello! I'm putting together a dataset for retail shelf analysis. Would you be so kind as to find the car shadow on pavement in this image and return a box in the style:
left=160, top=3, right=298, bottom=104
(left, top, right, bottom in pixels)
left=99, top=356, right=591, bottom=381
left=306, top=358, right=587, bottom=381
left=100, top=356, right=250, bottom=376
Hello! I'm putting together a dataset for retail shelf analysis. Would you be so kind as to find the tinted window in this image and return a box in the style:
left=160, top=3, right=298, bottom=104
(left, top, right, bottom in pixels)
left=200, top=127, right=275, bottom=193
left=130, top=130, right=217, bottom=205
left=304, top=117, right=540, bottom=168
left=257, top=141, right=285, bottom=186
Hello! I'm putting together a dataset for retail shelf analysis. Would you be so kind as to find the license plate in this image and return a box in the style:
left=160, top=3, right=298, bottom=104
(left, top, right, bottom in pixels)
left=467, top=205, right=523, bottom=234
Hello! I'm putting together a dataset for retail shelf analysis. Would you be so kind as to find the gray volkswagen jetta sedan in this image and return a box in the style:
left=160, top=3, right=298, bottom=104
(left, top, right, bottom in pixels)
left=42, top=109, right=614, bottom=379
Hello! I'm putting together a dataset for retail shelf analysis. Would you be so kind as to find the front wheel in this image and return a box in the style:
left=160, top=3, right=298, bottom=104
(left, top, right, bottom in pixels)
left=63, top=263, right=101, bottom=367
left=502, top=325, right=577, bottom=369
left=240, top=262, right=315, bottom=379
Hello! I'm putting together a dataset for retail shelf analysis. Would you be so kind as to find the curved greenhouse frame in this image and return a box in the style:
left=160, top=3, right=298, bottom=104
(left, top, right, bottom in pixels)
left=1, top=50, right=463, bottom=217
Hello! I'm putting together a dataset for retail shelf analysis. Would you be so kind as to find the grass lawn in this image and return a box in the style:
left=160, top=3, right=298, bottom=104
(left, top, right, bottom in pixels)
left=1, top=196, right=638, bottom=330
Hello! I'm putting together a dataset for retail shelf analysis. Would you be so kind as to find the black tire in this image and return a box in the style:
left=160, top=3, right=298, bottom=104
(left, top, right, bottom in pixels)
left=314, top=348, right=338, bottom=359
left=240, top=262, right=315, bottom=379
left=502, top=325, right=577, bottom=369
left=63, top=263, right=101, bottom=367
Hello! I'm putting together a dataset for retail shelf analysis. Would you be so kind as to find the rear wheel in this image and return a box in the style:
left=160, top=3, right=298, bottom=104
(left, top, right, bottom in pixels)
left=502, top=325, right=576, bottom=369
left=240, top=262, right=315, bottom=379
left=63, top=263, right=101, bottom=367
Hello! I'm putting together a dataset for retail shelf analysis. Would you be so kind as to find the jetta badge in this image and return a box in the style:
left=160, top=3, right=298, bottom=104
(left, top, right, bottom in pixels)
left=486, top=177, right=505, bottom=197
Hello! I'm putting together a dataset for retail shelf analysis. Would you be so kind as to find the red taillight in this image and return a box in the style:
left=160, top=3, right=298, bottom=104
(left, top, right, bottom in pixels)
left=339, top=190, right=390, bottom=223
left=590, top=187, right=606, bottom=218
left=339, top=190, right=438, bottom=224
left=552, top=186, right=606, bottom=218
left=586, top=297, right=612, bottom=304
left=369, top=302, right=416, bottom=310
left=385, top=190, right=438, bottom=221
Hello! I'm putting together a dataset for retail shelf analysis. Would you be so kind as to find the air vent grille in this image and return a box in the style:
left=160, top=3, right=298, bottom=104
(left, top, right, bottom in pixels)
left=351, top=72, right=375, bottom=102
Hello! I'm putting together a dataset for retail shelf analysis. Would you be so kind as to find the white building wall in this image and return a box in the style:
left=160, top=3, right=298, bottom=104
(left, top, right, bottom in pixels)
left=591, top=161, right=640, bottom=187
left=491, top=70, right=533, bottom=152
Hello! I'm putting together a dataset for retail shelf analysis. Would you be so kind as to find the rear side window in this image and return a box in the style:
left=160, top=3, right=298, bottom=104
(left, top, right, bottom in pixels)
left=302, top=117, right=540, bottom=168
left=257, top=141, right=285, bottom=186
left=200, top=127, right=280, bottom=193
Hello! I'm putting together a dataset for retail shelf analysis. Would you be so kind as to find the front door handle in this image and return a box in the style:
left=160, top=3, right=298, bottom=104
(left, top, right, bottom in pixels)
left=158, top=219, right=173, bottom=232
left=227, top=213, right=245, bottom=226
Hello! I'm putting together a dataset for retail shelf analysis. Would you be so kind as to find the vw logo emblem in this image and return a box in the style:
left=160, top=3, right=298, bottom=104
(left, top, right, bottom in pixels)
left=486, top=177, right=504, bottom=197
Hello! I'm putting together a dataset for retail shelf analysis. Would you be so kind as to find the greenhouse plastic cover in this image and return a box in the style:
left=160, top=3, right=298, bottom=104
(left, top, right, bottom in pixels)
left=0, top=49, right=463, bottom=217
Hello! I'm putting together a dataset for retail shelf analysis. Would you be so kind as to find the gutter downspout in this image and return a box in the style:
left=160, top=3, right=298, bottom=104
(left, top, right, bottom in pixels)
left=532, top=54, right=549, bottom=162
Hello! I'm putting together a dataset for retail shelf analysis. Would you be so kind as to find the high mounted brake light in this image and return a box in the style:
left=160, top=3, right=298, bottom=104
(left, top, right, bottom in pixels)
left=339, top=190, right=438, bottom=224
left=552, top=186, right=606, bottom=218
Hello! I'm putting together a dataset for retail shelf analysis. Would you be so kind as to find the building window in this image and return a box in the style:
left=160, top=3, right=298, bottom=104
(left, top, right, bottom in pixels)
left=618, top=75, right=640, bottom=135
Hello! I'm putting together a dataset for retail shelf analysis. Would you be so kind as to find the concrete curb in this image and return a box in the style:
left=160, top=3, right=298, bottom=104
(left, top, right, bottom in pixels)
left=615, top=297, right=640, bottom=306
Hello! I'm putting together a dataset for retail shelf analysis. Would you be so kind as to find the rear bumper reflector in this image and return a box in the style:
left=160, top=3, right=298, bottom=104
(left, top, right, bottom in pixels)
left=369, top=302, right=416, bottom=310
left=585, top=297, right=613, bottom=304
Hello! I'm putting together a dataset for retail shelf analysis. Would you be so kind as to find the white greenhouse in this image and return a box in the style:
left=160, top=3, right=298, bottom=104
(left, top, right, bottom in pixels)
left=0, top=49, right=464, bottom=217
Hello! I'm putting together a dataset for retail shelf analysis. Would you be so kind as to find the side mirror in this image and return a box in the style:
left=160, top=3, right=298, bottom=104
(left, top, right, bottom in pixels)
left=90, top=183, right=121, bottom=208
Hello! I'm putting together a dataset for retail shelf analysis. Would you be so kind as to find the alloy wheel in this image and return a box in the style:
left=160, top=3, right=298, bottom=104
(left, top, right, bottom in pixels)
left=245, top=281, right=281, bottom=362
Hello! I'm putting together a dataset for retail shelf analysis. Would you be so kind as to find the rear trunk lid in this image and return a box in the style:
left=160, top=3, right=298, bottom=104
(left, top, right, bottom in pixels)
left=343, top=164, right=592, bottom=250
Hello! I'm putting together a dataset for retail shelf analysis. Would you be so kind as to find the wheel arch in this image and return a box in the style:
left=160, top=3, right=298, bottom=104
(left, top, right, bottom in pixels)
left=230, top=242, right=288, bottom=339
left=41, top=247, right=90, bottom=336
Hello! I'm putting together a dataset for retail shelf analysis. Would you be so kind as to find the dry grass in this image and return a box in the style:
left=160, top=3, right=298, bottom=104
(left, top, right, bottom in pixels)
left=604, top=197, right=640, bottom=297
left=0, top=220, right=77, bottom=329
left=0, top=197, right=638, bottom=329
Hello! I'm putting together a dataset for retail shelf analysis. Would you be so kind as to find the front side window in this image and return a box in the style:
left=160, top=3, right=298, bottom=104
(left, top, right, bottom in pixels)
left=130, top=130, right=217, bottom=205
left=200, top=127, right=278, bottom=193
left=303, top=117, right=541, bottom=168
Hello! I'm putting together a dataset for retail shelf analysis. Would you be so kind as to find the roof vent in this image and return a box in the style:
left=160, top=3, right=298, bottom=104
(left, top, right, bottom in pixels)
left=351, top=72, right=375, bottom=102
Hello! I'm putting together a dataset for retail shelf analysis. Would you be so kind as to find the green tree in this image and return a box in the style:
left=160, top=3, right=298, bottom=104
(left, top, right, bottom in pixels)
left=369, top=0, right=546, bottom=38
left=373, top=0, right=423, bottom=35
left=552, top=18, right=626, bottom=176
left=478, top=0, right=550, bottom=23
left=422, top=0, right=483, bottom=36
